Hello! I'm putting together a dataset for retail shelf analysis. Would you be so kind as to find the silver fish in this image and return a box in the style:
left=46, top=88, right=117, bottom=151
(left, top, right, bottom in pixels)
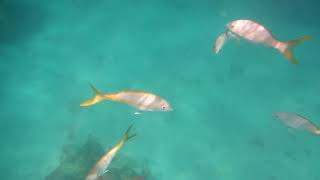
left=227, top=20, right=311, bottom=64
left=273, top=112, right=320, bottom=135
left=213, top=31, right=239, bottom=54
left=80, top=84, right=172, bottom=111
left=86, top=125, right=136, bottom=180
left=213, top=31, right=228, bottom=54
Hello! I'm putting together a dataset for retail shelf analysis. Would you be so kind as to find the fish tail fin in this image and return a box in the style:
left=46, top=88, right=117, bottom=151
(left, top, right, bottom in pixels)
left=121, top=125, right=137, bottom=144
left=80, top=83, right=108, bottom=107
left=288, top=35, right=312, bottom=47
left=280, top=35, right=312, bottom=64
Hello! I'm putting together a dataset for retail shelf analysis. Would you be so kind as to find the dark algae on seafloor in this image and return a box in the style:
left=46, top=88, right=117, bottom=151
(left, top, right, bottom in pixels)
left=45, top=136, right=105, bottom=180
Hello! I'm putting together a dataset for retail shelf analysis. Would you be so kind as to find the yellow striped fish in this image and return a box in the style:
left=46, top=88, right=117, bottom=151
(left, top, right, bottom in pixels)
left=80, top=84, right=172, bottom=111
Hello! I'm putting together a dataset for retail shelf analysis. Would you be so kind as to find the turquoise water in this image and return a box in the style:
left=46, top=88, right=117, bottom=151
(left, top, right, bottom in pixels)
left=1, top=0, right=320, bottom=179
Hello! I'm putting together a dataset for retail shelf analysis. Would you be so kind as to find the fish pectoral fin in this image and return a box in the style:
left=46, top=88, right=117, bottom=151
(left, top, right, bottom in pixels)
left=227, top=31, right=240, bottom=41
left=226, top=31, right=241, bottom=45
left=234, top=36, right=241, bottom=44
left=99, top=169, right=110, bottom=177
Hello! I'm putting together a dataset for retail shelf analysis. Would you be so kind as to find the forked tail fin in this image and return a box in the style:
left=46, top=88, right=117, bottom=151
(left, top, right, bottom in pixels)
left=281, top=35, right=312, bottom=64
left=112, top=125, right=137, bottom=155
left=120, top=125, right=137, bottom=144
left=80, top=83, right=107, bottom=107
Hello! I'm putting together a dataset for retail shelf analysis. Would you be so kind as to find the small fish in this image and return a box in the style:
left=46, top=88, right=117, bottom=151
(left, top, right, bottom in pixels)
left=80, top=84, right=173, bottom=111
left=86, top=125, right=137, bottom=180
left=272, top=112, right=320, bottom=135
left=227, top=20, right=311, bottom=64
left=213, top=31, right=240, bottom=54
left=213, top=31, right=228, bottom=54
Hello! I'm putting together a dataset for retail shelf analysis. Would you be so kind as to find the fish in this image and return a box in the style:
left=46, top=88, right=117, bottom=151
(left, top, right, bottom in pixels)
left=80, top=84, right=173, bottom=111
left=213, top=31, right=228, bottom=54
left=272, top=112, right=320, bottom=135
left=86, top=125, right=137, bottom=180
left=227, top=20, right=311, bottom=64
left=213, top=31, right=239, bottom=54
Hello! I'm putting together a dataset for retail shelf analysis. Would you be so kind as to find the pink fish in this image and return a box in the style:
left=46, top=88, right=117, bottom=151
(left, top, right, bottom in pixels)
left=213, top=31, right=239, bottom=54
left=80, top=84, right=172, bottom=111
left=227, top=20, right=311, bottom=64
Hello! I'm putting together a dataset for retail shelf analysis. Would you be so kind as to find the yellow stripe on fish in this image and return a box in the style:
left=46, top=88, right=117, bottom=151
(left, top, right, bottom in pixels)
left=80, top=84, right=172, bottom=111
left=226, top=19, right=311, bottom=64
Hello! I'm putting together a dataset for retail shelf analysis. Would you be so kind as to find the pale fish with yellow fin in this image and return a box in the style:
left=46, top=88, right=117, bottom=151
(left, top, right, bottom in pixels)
left=227, top=19, right=311, bottom=64
left=273, top=112, right=320, bottom=135
left=86, top=125, right=137, bottom=180
left=80, top=84, right=173, bottom=111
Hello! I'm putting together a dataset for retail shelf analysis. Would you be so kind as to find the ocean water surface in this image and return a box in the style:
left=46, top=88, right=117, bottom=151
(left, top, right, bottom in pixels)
left=1, top=0, right=320, bottom=180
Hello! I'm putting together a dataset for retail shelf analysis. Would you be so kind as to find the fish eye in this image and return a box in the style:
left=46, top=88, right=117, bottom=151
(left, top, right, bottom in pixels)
left=162, top=106, right=166, bottom=110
